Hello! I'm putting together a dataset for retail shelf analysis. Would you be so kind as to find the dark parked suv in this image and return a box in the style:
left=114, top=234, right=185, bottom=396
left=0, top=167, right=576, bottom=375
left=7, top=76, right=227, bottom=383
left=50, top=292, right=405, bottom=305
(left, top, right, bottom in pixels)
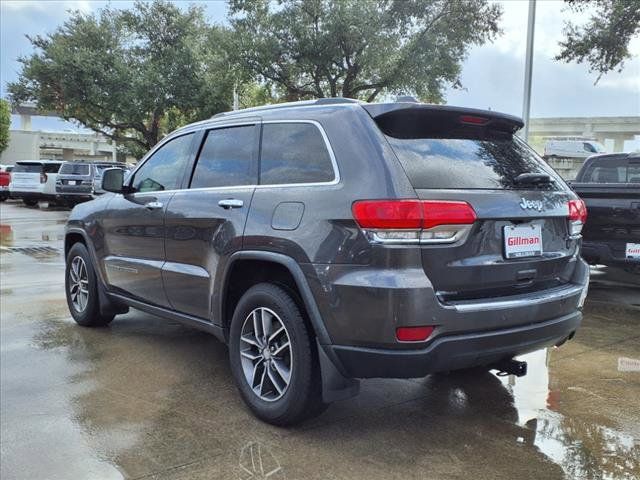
left=64, top=99, right=589, bottom=425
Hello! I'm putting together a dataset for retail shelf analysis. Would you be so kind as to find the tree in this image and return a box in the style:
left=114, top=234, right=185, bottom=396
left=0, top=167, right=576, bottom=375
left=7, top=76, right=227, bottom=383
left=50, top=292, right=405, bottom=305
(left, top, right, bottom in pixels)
left=8, top=1, right=235, bottom=156
left=228, top=0, right=502, bottom=102
left=555, top=0, right=640, bottom=81
left=0, top=99, right=9, bottom=155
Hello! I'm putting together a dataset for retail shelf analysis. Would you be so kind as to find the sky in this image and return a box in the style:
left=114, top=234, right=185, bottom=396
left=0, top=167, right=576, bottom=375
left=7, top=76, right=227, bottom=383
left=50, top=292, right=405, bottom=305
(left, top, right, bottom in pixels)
left=1, top=0, right=639, bottom=133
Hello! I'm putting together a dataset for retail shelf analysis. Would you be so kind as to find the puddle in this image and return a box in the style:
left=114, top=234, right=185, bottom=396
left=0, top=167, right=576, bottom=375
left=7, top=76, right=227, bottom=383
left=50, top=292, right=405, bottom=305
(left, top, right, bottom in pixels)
left=501, top=349, right=640, bottom=479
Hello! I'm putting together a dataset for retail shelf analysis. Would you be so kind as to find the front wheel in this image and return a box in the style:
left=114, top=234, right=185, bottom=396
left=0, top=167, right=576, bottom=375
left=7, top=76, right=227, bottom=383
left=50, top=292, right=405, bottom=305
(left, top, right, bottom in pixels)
left=22, top=198, right=38, bottom=207
left=229, top=283, right=326, bottom=426
left=65, top=242, right=114, bottom=327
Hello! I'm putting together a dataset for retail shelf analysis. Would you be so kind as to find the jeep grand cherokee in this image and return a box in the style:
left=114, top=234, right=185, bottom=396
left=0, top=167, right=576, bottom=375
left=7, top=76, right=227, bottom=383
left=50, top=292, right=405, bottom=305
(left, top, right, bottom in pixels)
left=64, top=98, right=589, bottom=425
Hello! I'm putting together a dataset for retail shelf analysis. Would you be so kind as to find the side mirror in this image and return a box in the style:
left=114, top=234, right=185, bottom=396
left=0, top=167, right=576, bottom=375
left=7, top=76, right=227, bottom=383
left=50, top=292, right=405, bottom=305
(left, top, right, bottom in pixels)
left=101, top=168, right=125, bottom=193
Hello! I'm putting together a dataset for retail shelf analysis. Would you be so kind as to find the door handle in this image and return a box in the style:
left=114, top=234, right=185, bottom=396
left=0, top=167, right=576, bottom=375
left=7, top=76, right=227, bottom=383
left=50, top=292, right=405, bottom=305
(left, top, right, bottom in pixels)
left=144, top=201, right=163, bottom=210
left=218, top=199, right=244, bottom=209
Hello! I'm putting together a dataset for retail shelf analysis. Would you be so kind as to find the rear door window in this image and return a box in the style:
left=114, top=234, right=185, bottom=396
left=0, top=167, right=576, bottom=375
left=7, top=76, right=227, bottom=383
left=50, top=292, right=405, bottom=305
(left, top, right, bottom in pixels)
left=386, top=136, right=561, bottom=190
left=190, top=125, right=257, bottom=188
left=259, top=123, right=335, bottom=185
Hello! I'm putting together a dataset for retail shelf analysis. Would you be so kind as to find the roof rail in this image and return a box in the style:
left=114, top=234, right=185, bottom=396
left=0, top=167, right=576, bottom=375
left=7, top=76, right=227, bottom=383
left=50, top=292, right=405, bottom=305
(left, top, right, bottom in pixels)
left=210, top=97, right=362, bottom=119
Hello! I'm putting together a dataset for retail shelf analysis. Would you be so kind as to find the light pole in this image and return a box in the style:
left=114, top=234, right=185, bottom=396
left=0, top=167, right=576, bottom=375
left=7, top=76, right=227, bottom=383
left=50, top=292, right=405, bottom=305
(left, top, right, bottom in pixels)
left=522, top=0, right=536, bottom=142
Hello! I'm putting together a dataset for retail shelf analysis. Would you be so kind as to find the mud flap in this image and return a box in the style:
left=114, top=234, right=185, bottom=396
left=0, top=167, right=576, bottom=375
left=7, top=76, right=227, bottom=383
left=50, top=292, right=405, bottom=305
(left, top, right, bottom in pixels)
left=317, top=339, right=360, bottom=403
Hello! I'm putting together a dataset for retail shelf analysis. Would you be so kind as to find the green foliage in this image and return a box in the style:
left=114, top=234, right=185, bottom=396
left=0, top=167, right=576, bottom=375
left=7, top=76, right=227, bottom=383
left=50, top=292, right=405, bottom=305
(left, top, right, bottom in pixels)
left=228, top=0, right=502, bottom=102
left=0, top=99, right=9, bottom=154
left=8, top=0, right=235, bottom=155
left=556, top=0, right=640, bottom=81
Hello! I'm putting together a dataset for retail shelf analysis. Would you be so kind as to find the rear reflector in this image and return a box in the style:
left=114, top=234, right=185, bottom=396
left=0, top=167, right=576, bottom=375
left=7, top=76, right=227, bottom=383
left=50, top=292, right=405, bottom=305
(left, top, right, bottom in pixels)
left=396, top=326, right=435, bottom=342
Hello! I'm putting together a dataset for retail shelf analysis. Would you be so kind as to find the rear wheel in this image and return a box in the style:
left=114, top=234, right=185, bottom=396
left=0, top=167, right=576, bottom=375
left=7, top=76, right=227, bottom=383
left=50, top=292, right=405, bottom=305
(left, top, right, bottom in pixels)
left=229, top=283, right=326, bottom=426
left=65, top=242, right=114, bottom=327
left=22, top=198, right=38, bottom=207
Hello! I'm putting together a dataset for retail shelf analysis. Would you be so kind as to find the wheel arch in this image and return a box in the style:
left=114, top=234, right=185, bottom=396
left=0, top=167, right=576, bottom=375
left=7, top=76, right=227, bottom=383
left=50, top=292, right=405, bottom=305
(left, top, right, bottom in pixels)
left=220, top=251, right=332, bottom=346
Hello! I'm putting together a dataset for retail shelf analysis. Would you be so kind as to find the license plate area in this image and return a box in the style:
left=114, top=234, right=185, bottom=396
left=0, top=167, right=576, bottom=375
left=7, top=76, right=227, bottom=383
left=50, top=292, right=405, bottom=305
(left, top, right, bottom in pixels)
left=504, top=224, right=543, bottom=259
left=626, top=243, right=640, bottom=259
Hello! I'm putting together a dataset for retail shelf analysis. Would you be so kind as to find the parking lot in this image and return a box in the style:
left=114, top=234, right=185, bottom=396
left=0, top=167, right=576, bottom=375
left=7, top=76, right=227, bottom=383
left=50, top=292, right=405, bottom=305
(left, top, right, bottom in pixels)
left=1, top=200, right=638, bottom=480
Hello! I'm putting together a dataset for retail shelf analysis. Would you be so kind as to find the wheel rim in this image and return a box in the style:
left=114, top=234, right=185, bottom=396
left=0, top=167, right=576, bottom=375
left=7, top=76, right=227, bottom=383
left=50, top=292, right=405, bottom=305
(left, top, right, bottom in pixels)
left=68, top=256, right=89, bottom=313
left=239, top=307, right=292, bottom=402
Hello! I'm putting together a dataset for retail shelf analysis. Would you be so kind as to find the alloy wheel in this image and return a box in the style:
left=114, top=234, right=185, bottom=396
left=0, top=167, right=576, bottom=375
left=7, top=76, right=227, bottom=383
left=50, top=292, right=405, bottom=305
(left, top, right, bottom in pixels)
left=239, top=307, right=292, bottom=402
left=68, top=256, right=89, bottom=312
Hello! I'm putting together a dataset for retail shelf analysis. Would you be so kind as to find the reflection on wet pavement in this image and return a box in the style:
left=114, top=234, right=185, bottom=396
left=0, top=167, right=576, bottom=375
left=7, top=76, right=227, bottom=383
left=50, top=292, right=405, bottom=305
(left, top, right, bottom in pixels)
left=1, top=201, right=639, bottom=479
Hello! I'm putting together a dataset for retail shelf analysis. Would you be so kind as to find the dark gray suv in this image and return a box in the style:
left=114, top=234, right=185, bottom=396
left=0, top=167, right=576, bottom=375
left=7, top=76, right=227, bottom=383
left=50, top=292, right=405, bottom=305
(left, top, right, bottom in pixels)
left=64, top=99, right=589, bottom=425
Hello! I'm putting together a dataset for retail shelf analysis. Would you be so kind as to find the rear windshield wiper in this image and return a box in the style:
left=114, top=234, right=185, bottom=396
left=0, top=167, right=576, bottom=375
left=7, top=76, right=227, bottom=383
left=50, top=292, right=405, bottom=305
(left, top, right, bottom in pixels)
left=514, top=173, right=552, bottom=186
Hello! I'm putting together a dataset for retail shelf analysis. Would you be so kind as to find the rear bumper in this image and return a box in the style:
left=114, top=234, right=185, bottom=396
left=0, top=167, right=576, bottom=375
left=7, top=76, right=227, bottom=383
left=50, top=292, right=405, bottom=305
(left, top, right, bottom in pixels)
left=328, top=311, right=581, bottom=378
left=582, top=241, right=639, bottom=267
left=9, top=191, right=52, bottom=201
left=56, top=193, right=94, bottom=203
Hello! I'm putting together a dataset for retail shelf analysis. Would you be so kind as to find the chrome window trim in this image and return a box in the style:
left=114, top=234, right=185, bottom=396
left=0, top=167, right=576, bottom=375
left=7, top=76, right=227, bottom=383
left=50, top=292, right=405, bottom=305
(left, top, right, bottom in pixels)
left=127, top=119, right=340, bottom=196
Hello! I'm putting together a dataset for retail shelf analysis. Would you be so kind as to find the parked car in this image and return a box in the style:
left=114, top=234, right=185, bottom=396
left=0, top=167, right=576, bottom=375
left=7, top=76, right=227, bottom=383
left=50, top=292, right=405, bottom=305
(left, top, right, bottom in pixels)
left=544, top=139, right=606, bottom=159
left=64, top=99, right=589, bottom=425
left=9, top=160, right=63, bottom=206
left=0, top=164, right=13, bottom=201
left=571, top=153, right=640, bottom=273
left=56, top=161, right=129, bottom=206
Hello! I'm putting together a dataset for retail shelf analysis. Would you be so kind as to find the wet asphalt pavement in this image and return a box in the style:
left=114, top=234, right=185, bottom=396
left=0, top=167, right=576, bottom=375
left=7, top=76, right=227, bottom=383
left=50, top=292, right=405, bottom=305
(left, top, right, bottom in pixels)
left=1, top=200, right=639, bottom=480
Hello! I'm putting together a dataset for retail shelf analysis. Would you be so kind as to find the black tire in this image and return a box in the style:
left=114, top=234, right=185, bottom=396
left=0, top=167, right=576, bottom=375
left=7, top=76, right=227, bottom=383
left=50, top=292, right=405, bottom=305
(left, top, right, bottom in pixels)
left=22, top=198, right=38, bottom=207
left=65, top=242, right=114, bottom=327
left=229, top=283, right=326, bottom=426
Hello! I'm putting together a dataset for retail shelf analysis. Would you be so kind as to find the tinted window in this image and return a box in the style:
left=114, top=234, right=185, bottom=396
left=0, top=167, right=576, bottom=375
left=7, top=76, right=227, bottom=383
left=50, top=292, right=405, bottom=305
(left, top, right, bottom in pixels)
left=260, top=123, right=334, bottom=185
left=132, top=134, right=194, bottom=192
left=60, top=163, right=90, bottom=175
left=583, top=158, right=640, bottom=183
left=43, top=163, right=62, bottom=173
left=387, top=136, right=560, bottom=190
left=13, top=163, right=42, bottom=173
left=628, top=163, right=640, bottom=183
left=190, top=126, right=256, bottom=188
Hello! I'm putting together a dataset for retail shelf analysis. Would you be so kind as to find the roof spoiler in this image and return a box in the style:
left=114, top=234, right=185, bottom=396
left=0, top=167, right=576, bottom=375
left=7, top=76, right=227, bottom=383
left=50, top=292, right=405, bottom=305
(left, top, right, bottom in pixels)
left=363, top=103, right=523, bottom=139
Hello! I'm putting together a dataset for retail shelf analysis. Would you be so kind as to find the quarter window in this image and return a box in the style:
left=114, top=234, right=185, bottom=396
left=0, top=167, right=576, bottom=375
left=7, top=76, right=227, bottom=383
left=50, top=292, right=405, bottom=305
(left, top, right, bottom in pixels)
left=190, top=126, right=257, bottom=188
left=132, top=133, right=194, bottom=192
left=260, top=123, right=335, bottom=185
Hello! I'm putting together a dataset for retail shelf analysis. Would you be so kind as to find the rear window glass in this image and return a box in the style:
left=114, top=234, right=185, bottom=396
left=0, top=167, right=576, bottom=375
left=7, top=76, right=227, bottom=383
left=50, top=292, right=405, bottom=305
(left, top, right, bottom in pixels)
left=13, top=163, right=42, bottom=173
left=386, top=136, right=561, bottom=190
left=60, top=163, right=90, bottom=175
left=43, top=163, right=62, bottom=173
left=260, top=123, right=335, bottom=185
left=583, top=159, right=640, bottom=183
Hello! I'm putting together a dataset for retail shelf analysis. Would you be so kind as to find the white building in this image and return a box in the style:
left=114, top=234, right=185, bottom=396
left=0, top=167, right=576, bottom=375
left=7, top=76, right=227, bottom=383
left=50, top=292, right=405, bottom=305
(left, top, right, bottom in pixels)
left=0, top=103, right=117, bottom=164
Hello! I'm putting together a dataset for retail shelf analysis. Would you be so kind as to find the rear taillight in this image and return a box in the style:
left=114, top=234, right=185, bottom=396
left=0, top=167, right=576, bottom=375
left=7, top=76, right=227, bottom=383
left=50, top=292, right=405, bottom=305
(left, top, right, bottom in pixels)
left=568, top=199, right=587, bottom=236
left=352, top=200, right=477, bottom=244
left=40, top=173, right=47, bottom=184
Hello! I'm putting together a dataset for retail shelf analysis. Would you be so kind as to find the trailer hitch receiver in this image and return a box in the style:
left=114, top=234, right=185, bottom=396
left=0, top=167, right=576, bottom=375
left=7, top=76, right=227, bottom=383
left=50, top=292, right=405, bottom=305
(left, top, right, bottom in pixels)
left=492, top=358, right=528, bottom=377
